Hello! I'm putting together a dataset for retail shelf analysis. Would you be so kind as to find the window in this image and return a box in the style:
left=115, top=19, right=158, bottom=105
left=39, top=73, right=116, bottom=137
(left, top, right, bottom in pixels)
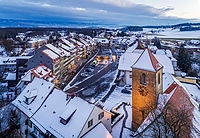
left=88, top=119, right=93, bottom=128
left=25, top=119, right=32, bottom=127
left=33, top=126, right=39, bottom=136
left=98, top=112, right=104, bottom=120
left=158, top=73, right=160, bottom=84
left=28, top=120, right=32, bottom=128
left=140, top=73, right=146, bottom=85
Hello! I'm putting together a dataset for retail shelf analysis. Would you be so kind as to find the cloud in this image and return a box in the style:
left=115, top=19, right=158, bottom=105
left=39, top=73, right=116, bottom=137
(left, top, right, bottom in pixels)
left=93, top=0, right=134, bottom=8
left=0, top=0, right=197, bottom=26
left=74, top=7, right=86, bottom=11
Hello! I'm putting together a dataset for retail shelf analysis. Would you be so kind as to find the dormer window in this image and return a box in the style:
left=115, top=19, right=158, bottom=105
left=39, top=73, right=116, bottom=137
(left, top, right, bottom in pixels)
left=60, top=109, right=77, bottom=125
left=24, top=89, right=38, bottom=105
left=140, top=73, right=146, bottom=85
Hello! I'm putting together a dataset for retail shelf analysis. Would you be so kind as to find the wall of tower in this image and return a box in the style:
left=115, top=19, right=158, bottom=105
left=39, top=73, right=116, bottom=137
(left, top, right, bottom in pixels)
left=132, top=68, right=158, bottom=130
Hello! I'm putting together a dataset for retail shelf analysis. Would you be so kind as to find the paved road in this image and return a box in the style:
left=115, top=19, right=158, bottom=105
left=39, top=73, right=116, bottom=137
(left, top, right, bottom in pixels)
left=65, top=62, right=117, bottom=94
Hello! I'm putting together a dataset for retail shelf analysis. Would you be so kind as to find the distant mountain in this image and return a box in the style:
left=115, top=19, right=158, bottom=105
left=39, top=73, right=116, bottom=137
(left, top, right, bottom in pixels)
left=0, top=18, right=200, bottom=31
left=0, top=18, right=118, bottom=28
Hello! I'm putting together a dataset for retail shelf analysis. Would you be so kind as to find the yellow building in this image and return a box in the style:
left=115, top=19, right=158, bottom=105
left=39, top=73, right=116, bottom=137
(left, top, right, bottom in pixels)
left=131, top=48, right=163, bottom=130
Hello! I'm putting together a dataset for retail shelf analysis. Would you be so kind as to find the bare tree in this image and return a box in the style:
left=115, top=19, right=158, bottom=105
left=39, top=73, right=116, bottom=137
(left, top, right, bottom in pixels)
left=163, top=103, right=192, bottom=138
left=0, top=103, right=22, bottom=138
left=133, top=98, right=196, bottom=138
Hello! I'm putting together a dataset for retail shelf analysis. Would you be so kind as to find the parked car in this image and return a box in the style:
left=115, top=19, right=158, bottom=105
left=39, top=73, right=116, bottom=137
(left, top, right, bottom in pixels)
left=88, top=65, right=95, bottom=69
left=80, top=72, right=89, bottom=77
left=124, top=85, right=132, bottom=90
left=85, top=68, right=93, bottom=72
left=121, top=89, right=131, bottom=94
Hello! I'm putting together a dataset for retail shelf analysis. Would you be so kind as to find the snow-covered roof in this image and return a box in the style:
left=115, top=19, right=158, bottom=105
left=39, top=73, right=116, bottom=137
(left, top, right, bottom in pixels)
left=119, top=49, right=174, bottom=74
left=70, top=38, right=85, bottom=47
left=12, top=77, right=54, bottom=117
left=6, top=73, right=16, bottom=80
left=21, top=70, right=32, bottom=82
left=190, top=39, right=200, bottom=44
left=126, top=42, right=138, bottom=52
left=31, top=64, right=56, bottom=81
left=31, top=64, right=51, bottom=77
left=45, top=44, right=70, bottom=57
left=162, top=73, right=175, bottom=93
left=79, top=38, right=90, bottom=46
left=118, top=52, right=141, bottom=71
left=61, top=38, right=76, bottom=49
left=0, top=56, right=32, bottom=65
left=49, top=96, right=95, bottom=138
left=42, top=49, right=59, bottom=61
left=59, top=43, right=76, bottom=53
left=154, top=54, right=174, bottom=74
left=132, top=49, right=163, bottom=72
left=82, top=123, right=113, bottom=138
left=30, top=88, right=67, bottom=134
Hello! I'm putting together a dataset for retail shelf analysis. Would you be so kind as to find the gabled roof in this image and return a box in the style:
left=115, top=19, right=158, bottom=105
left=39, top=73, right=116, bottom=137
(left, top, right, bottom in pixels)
left=131, top=49, right=163, bottom=72
left=118, top=52, right=141, bottom=71
left=21, top=70, right=32, bottom=82
left=48, top=96, right=95, bottom=138
left=6, top=73, right=16, bottom=81
left=136, top=40, right=145, bottom=49
left=42, top=49, right=60, bottom=61
left=154, top=54, right=174, bottom=74
left=45, top=44, right=70, bottom=57
left=12, top=77, right=54, bottom=117
left=30, top=88, right=68, bottom=134
left=61, top=38, right=76, bottom=49
left=82, top=123, right=113, bottom=138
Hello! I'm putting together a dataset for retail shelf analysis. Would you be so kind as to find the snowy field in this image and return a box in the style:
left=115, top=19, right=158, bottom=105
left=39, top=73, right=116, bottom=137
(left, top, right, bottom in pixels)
left=143, top=28, right=200, bottom=39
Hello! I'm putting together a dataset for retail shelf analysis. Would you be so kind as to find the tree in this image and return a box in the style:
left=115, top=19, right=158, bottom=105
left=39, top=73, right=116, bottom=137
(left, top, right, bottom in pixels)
left=2, top=39, right=13, bottom=52
left=177, top=45, right=191, bottom=73
left=153, top=37, right=161, bottom=49
left=133, top=98, right=197, bottom=138
left=0, top=104, right=22, bottom=138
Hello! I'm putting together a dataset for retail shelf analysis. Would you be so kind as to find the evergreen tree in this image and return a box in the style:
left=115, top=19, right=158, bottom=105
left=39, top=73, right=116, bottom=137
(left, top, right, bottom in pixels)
left=153, top=37, right=161, bottom=49
left=177, top=45, right=191, bottom=73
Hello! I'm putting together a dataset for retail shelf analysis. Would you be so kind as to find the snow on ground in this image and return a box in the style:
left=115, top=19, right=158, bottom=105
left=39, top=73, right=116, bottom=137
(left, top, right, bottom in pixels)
left=143, top=28, right=200, bottom=39
left=103, top=86, right=131, bottom=110
left=103, top=85, right=132, bottom=138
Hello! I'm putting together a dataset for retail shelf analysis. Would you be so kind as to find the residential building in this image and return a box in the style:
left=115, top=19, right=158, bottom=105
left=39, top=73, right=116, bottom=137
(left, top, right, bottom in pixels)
left=12, top=77, right=112, bottom=138
left=26, top=46, right=60, bottom=84
left=118, top=41, right=175, bottom=85
left=45, top=44, right=70, bottom=77
left=0, top=56, right=32, bottom=73
left=15, top=64, right=56, bottom=95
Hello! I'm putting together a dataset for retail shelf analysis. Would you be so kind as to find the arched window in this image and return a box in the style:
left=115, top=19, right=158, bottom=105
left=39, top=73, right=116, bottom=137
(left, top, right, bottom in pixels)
left=158, top=73, right=160, bottom=84
left=140, top=73, right=146, bottom=85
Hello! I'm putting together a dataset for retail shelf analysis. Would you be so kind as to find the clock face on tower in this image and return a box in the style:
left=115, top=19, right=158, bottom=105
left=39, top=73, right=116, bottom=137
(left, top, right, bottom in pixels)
left=138, top=85, right=148, bottom=96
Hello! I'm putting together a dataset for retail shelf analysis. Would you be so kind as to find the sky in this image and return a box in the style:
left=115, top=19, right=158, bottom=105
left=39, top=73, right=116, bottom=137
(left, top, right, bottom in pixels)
left=0, top=0, right=200, bottom=26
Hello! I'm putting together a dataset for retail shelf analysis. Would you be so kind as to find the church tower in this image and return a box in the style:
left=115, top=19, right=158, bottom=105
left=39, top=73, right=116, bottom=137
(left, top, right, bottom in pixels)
left=131, top=48, right=163, bottom=130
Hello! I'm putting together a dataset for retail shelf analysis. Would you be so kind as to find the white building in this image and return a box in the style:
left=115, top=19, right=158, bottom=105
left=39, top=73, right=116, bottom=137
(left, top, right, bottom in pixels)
left=12, top=77, right=112, bottom=138
left=118, top=41, right=175, bottom=85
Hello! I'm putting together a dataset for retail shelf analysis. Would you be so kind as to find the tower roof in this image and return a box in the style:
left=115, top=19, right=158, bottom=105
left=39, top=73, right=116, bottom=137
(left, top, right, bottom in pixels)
left=136, top=39, right=145, bottom=49
left=131, top=48, right=163, bottom=72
